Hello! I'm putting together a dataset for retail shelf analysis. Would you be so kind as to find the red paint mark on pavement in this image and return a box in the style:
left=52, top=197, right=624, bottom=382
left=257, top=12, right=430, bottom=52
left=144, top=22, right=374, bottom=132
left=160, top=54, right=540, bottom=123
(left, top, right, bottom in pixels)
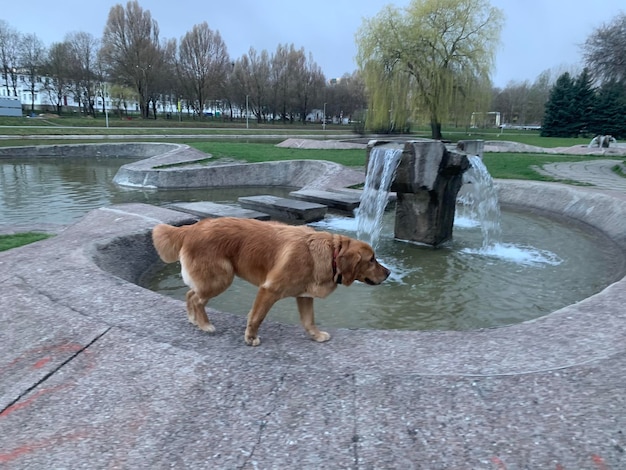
left=0, top=384, right=70, bottom=418
left=556, top=464, right=565, bottom=470
left=0, top=431, right=87, bottom=464
left=33, top=357, right=51, bottom=368
left=592, top=454, right=608, bottom=470
left=491, top=456, right=507, bottom=469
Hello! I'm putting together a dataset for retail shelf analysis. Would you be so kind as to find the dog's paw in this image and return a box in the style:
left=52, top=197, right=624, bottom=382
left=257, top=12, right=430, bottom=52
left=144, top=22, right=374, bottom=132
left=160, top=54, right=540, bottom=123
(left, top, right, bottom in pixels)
left=313, top=331, right=331, bottom=343
left=200, top=324, right=216, bottom=333
left=245, top=334, right=261, bottom=346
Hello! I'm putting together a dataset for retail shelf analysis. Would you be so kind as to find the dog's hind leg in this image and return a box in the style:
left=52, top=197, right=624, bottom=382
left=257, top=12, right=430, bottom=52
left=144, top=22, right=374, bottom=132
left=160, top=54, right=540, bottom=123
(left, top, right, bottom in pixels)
left=183, top=259, right=235, bottom=333
left=185, top=289, right=215, bottom=332
left=296, top=297, right=331, bottom=343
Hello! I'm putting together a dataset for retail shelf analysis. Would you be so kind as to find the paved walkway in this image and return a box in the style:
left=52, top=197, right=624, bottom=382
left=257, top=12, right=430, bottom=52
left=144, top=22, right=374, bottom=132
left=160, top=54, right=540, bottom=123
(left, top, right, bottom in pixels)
left=538, top=159, right=626, bottom=191
left=1, top=157, right=626, bottom=469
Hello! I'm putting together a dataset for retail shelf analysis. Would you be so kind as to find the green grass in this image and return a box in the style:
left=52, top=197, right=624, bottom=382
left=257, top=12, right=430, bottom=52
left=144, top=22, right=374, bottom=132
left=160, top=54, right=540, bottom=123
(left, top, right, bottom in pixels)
left=612, top=162, right=626, bottom=178
left=0, top=232, right=53, bottom=252
left=188, top=141, right=366, bottom=167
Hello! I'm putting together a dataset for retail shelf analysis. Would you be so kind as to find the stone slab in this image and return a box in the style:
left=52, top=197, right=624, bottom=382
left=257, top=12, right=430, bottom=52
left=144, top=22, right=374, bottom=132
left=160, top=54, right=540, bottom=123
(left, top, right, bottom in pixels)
left=167, top=201, right=270, bottom=220
left=289, top=189, right=361, bottom=212
left=238, top=195, right=327, bottom=222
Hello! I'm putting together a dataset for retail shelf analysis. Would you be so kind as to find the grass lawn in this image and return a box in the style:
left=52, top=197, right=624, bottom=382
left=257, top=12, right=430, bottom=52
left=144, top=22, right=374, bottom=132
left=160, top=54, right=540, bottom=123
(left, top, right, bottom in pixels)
left=0, top=232, right=53, bottom=252
left=189, top=141, right=366, bottom=167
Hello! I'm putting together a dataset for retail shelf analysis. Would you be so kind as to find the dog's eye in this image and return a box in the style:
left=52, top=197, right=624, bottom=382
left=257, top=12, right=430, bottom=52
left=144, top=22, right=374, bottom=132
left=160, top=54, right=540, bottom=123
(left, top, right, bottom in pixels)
left=370, top=256, right=375, bottom=263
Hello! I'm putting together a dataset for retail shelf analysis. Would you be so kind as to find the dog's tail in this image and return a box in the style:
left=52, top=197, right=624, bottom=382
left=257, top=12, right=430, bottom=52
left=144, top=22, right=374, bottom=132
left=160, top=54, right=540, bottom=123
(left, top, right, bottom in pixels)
left=152, top=224, right=185, bottom=263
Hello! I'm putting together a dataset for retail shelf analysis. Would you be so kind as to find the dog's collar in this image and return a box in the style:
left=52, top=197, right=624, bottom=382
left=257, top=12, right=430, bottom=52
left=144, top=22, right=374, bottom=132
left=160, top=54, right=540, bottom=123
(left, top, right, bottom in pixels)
left=332, top=248, right=342, bottom=285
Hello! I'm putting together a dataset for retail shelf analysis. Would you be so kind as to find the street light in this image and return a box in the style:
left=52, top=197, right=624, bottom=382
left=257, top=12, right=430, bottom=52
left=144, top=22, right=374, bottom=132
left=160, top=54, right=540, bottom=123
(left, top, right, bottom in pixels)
left=323, top=102, right=326, bottom=130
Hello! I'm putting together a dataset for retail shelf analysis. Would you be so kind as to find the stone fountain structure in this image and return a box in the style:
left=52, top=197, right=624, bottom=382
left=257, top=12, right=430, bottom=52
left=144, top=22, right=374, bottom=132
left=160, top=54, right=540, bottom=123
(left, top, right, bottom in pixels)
left=366, top=139, right=483, bottom=246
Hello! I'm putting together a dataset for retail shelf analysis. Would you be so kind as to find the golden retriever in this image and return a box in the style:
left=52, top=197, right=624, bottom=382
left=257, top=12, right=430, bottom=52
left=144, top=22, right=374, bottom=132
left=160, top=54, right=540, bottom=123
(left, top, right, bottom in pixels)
left=152, top=217, right=390, bottom=346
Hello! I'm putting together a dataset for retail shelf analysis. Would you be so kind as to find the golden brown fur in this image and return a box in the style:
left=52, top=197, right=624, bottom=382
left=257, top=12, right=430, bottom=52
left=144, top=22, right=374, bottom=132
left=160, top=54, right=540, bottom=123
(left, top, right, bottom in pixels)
left=152, top=217, right=390, bottom=346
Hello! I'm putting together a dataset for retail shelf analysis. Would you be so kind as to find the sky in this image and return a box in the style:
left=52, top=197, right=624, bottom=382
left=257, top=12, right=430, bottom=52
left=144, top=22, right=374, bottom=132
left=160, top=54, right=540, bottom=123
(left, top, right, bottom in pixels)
left=2, top=0, right=625, bottom=88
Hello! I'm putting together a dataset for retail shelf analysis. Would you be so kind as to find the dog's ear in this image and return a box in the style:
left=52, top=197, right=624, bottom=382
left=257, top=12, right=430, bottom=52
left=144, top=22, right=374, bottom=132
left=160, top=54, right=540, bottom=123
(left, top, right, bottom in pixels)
left=336, top=240, right=362, bottom=286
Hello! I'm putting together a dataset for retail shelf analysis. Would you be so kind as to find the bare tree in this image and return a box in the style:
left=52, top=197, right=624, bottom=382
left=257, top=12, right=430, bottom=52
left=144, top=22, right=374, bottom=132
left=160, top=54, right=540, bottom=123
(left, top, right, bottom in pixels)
left=19, top=33, right=46, bottom=113
left=582, top=12, right=626, bottom=84
left=290, top=51, right=325, bottom=123
left=0, top=20, right=20, bottom=98
left=176, top=22, right=230, bottom=118
left=231, top=48, right=271, bottom=123
left=324, top=71, right=367, bottom=123
left=42, top=41, right=72, bottom=113
left=101, top=0, right=164, bottom=118
left=65, top=32, right=100, bottom=116
left=269, top=44, right=290, bottom=121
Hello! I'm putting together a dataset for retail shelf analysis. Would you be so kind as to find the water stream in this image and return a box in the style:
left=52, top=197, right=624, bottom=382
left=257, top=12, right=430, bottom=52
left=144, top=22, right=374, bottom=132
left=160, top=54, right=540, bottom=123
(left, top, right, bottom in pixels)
left=355, top=146, right=402, bottom=248
left=457, top=155, right=561, bottom=266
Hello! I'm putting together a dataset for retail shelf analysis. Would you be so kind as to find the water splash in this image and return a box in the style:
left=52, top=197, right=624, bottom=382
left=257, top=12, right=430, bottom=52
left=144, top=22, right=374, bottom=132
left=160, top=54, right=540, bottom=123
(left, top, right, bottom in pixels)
left=355, top=146, right=402, bottom=248
left=458, top=155, right=562, bottom=267
left=461, top=243, right=562, bottom=266
left=460, top=155, right=502, bottom=249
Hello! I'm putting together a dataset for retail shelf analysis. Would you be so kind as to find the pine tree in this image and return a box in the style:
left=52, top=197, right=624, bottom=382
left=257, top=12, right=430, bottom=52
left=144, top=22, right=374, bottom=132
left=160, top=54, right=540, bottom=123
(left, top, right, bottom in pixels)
left=541, top=70, right=596, bottom=137
left=541, top=73, right=576, bottom=137
left=572, top=68, right=595, bottom=135
left=588, top=80, right=626, bottom=139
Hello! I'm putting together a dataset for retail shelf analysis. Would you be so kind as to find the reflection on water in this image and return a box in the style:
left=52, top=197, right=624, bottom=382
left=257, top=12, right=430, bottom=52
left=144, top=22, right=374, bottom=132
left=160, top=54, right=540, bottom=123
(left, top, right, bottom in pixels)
left=0, top=157, right=294, bottom=226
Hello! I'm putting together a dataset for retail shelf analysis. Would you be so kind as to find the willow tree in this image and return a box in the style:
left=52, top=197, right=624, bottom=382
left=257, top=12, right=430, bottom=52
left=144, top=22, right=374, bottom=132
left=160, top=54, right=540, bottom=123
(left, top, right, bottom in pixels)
left=356, top=0, right=503, bottom=139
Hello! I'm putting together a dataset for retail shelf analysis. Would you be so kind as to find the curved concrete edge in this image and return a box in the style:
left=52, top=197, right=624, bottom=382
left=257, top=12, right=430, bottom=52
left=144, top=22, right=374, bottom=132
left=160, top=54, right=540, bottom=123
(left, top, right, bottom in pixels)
left=0, top=141, right=367, bottom=191
left=0, top=141, right=184, bottom=159
left=2, top=180, right=624, bottom=379
left=113, top=152, right=365, bottom=191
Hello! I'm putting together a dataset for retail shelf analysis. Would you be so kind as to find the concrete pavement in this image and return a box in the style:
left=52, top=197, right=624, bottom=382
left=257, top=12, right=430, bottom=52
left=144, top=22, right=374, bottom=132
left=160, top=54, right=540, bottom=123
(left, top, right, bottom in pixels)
left=1, top=157, right=626, bottom=468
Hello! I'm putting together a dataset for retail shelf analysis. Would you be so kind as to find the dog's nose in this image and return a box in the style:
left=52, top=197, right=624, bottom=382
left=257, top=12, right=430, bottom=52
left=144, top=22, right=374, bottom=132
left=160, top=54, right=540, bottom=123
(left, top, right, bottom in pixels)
left=383, top=266, right=391, bottom=279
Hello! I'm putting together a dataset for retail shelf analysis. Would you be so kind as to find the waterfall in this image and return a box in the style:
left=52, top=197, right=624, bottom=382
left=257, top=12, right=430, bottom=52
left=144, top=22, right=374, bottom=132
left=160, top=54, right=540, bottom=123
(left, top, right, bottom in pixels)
left=460, top=155, right=502, bottom=249
left=356, top=146, right=402, bottom=247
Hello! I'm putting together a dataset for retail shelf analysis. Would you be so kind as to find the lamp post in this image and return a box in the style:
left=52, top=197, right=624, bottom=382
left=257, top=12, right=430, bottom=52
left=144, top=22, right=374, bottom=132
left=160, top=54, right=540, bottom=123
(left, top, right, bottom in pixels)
left=323, top=102, right=326, bottom=130
left=246, top=94, right=249, bottom=129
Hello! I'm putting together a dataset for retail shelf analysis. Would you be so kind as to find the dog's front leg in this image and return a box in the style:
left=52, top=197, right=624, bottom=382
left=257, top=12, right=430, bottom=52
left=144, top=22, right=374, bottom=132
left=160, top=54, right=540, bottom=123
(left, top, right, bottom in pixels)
left=296, top=297, right=331, bottom=343
left=245, top=287, right=280, bottom=346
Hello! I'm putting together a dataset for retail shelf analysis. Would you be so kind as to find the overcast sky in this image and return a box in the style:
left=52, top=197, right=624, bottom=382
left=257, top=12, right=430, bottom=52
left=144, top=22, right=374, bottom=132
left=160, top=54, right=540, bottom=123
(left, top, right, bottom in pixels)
left=3, top=0, right=624, bottom=87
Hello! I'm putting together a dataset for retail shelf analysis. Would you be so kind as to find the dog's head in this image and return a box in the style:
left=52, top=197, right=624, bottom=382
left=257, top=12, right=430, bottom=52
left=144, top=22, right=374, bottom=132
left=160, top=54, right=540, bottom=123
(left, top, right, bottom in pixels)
left=334, top=237, right=390, bottom=286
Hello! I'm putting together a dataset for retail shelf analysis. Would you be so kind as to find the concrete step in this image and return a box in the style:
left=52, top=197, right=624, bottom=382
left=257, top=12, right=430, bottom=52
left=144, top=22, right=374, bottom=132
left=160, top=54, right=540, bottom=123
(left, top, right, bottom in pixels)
left=288, top=189, right=361, bottom=212
left=238, top=195, right=327, bottom=223
left=167, top=201, right=270, bottom=220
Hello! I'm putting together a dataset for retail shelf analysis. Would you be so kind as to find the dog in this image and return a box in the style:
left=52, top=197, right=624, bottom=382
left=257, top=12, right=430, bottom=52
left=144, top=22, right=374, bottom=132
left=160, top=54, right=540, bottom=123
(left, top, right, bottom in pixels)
left=152, top=217, right=390, bottom=346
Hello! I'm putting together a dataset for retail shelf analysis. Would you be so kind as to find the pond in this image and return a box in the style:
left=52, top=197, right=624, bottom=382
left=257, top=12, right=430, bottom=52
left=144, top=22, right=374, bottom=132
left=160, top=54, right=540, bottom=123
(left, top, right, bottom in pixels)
left=1, top=155, right=623, bottom=331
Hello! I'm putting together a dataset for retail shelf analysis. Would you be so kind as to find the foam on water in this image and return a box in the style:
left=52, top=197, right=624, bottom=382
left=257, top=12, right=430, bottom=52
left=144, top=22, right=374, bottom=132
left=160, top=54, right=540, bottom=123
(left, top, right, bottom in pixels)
left=461, top=243, right=563, bottom=266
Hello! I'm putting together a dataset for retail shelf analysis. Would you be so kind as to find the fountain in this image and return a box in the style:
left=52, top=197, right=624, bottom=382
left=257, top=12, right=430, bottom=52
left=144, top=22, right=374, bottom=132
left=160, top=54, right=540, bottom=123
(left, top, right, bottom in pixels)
left=1, top=143, right=624, bottom=332
left=363, top=139, right=478, bottom=247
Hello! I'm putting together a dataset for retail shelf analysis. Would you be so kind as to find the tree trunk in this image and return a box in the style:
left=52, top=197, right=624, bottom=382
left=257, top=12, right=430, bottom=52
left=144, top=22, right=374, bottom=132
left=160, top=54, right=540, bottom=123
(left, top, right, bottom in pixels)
left=430, top=121, right=442, bottom=140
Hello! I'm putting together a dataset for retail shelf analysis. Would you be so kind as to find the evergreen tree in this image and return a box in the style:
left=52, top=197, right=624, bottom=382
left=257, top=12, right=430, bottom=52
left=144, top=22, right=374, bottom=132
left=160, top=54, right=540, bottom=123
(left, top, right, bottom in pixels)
left=572, top=68, right=595, bottom=134
left=541, top=72, right=576, bottom=137
left=588, top=80, right=626, bottom=139
left=541, top=70, right=595, bottom=137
